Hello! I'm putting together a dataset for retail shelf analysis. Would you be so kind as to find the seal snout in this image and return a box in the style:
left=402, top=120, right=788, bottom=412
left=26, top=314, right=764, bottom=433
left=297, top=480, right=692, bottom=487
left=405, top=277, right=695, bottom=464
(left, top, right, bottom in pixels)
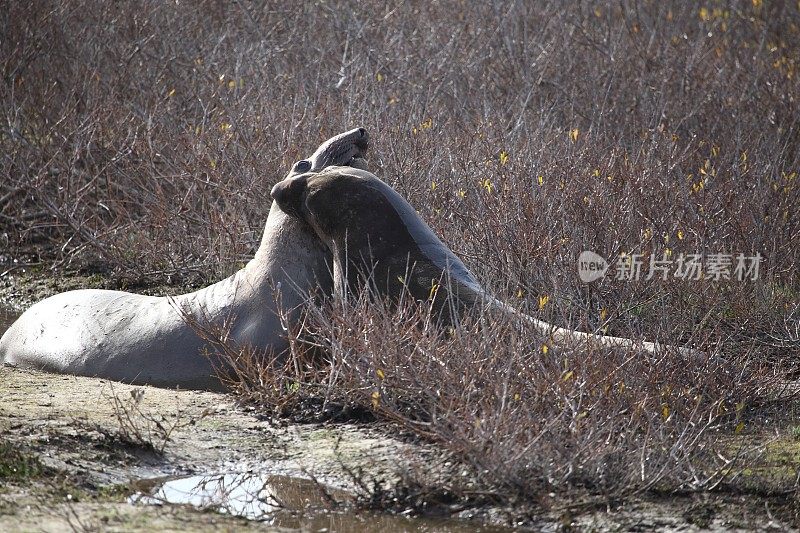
left=271, top=175, right=307, bottom=217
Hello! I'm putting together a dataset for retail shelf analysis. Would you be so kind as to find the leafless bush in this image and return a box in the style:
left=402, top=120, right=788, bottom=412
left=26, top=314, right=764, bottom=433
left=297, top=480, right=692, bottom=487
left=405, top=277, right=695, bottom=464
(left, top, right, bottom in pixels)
left=2, top=0, right=798, bottom=517
left=1, top=0, right=796, bottom=353
left=208, top=287, right=783, bottom=509
left=322, top=295, right=782, bottom=493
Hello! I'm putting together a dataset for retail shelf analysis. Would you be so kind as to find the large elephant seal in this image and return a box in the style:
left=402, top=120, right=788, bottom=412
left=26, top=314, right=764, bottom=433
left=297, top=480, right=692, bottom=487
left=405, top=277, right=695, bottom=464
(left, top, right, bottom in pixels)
left=270, top=166, right=695, bottom=355
left=0, top=128, right=369, bottom=390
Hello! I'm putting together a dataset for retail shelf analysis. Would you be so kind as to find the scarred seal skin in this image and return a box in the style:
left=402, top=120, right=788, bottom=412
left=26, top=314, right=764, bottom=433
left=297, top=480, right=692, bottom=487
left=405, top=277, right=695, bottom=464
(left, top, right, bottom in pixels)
left=271, top=166, right=699, bottom=356
left=0, top=128, right=368, bottom=390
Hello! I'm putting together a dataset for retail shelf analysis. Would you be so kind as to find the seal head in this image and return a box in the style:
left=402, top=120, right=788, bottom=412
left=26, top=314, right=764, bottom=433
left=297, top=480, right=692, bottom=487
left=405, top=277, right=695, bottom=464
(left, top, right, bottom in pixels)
left=291, top=127, right=369, bottom=177
left=271, top=167, right=483, bottom=315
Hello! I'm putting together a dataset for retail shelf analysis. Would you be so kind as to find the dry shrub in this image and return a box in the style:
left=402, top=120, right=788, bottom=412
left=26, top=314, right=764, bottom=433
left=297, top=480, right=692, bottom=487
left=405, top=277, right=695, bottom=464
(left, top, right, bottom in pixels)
left=208, top=287, right=784, bottom=507
left=2, top=0, right=799, bottom=514
left=293, top=293, right=781, bottom=499
left=1, top=1, right=796, bottom=353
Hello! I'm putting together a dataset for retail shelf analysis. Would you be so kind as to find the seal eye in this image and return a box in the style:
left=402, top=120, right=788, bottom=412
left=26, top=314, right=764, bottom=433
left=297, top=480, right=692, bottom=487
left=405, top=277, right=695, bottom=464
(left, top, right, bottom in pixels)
left=294, top=160, right=311, bottom=173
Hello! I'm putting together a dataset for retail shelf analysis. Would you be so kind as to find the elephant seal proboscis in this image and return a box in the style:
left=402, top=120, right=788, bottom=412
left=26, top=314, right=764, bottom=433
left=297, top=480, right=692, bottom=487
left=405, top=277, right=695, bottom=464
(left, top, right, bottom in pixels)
left=0, top=127, right=369, bottom=390
left=270, top=166, right=697, bottom=356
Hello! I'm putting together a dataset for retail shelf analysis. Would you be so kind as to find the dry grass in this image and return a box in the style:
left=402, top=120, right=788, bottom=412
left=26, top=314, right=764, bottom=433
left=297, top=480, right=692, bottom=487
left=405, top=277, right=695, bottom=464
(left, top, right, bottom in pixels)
left=2, top=0, right=799, bottom=520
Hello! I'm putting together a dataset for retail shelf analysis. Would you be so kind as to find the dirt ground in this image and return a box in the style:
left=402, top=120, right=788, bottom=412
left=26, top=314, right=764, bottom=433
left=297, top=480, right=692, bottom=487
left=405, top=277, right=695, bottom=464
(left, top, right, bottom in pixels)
left=0, top=365, right=443, bottom=532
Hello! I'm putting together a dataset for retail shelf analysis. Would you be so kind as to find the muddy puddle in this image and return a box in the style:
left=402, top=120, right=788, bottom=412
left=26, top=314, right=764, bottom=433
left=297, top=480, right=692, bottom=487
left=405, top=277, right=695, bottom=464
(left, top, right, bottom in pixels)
left=131, top=472, right=505, bottom=531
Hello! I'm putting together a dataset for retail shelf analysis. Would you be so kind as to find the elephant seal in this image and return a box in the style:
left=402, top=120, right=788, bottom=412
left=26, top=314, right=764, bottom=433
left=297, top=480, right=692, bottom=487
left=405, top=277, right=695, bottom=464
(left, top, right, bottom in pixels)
left=270, top=166, right=695, bottom=355
left=0, top=127, right=369, bottom=390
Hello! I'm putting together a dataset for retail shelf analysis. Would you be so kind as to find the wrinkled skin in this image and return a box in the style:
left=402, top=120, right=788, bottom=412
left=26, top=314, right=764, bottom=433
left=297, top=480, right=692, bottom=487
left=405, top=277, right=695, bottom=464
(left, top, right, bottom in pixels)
left=271, top=167, right=698, bottom=356
left=0, top=128, right=369, bottom=390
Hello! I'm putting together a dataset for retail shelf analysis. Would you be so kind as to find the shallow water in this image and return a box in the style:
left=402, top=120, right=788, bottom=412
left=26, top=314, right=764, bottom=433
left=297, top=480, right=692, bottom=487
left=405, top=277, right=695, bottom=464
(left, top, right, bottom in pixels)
left=131, top=472, right=511, bottom=532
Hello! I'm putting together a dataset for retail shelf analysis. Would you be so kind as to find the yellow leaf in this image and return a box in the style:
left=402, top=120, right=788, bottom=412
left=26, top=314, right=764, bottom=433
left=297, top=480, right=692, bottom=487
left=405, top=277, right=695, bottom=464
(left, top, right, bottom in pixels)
left=429, top=282, right=440, bottom=300
left=677, top=229, right=684, bottom=240
left=537, top=175, right=544, bottom=186
left=227, top=80, right=235, bottom=89
left=735, top=421, right=745, bottom=434
left=538, top=295, right=549, bottom=309
left=167, top=88, right=176, bottom=97
left=457, top=189, right=466, bottom=198
left=662, top=404, right=670, bottom=420
left=430, top=181, right=437, bottom=190
left=513, top=393, right=521, bottom=401
left=562, top=370, right=574, bottom=381
left=541, top=344, right=549, bottom=355
left=699, top=7, right=710, bottom=21
left=376, top=369, right=385, bottom=380
left=499, top=150, right=509, bottom=166
left=481, top=179, right=493, bottom=194
left=569, top=128, right=579, bottom=142
left=376, top=72, right=384, bottom=82
left=516, top=289, right=525, bottom=298
left=371, top=391, right=380, bottom=408
left=599, top=308, right=608, bottom=321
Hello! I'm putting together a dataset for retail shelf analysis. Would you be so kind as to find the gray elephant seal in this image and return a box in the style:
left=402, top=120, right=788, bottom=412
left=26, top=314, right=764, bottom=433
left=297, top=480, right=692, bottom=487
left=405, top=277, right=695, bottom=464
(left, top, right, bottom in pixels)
left=271, top=167, right=695, bottom=355
left=0, top=128, right=369, bottom=390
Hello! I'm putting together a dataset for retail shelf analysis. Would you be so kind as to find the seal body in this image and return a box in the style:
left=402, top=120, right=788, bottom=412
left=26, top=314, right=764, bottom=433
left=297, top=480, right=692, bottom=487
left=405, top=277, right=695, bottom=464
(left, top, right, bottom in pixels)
left=271, top=167, right=694, bottom=355
left=0, top=206, right=327, bottom=390
left=0, top=128, right=369, bottom=389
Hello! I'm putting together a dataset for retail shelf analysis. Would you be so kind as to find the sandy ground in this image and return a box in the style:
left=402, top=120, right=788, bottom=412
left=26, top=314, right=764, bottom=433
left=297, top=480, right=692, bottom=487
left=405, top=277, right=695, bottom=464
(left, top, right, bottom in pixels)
left=0, top=365, right=437, bottom=532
